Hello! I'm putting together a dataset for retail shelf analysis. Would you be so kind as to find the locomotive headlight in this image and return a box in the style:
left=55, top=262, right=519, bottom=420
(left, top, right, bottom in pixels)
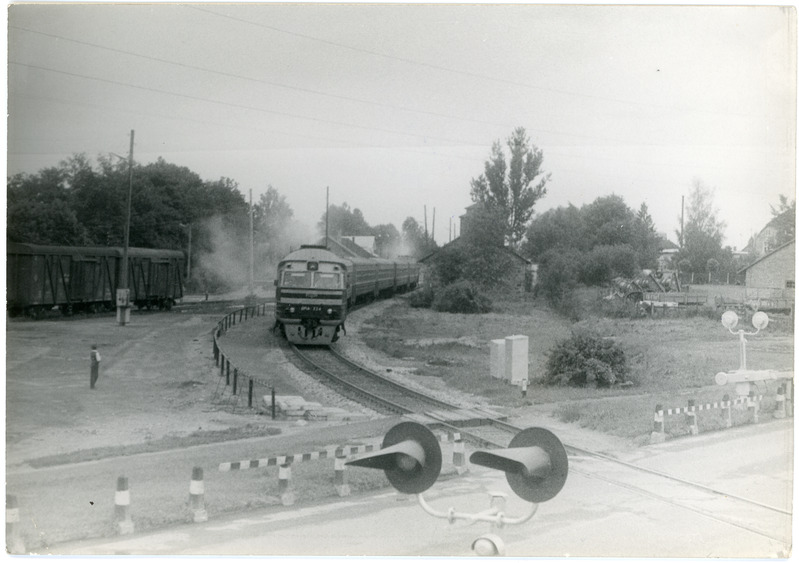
left=289, top=306, right=296, bottom=314
left=327, top=308, right=333, bottom=315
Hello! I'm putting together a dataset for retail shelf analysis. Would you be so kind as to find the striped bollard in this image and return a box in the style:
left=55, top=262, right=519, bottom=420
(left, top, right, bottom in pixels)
left=748, top=391, right=759, bottom=423
left=650, top=404, right=666, bottom=444
left=189, top=467, right=208, bottom=523
left=6, top=494, right=25, bottom=554
left=115, top=476, right=134, bottom=535
left=774, top=385, right=787, bottom=419
left=334, top=456, right=351, bottom=497
left=686, top=399, right=699, bottom=435
left=453, top=438, right=468, bottom=475
left=722, top=394, right=732, bottom=428
left=278, top=463, right=295, bottom=506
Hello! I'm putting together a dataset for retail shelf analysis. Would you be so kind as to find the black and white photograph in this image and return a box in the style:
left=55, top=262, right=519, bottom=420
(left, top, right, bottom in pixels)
left=5, top=2, right=795, bottom=557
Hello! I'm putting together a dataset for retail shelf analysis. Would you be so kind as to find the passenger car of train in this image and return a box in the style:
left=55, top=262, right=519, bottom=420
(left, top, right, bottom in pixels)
left=274, top=245, right=419, bottom=345
left=7, top=242, right=185, bottom=317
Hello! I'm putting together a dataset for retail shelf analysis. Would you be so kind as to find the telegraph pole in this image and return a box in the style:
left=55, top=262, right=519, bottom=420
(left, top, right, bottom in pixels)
left=249, top=189, right=254, bottom=297
left=117, top=129, right=134, bottom=326
left=325, top=186, right=330, bottom=247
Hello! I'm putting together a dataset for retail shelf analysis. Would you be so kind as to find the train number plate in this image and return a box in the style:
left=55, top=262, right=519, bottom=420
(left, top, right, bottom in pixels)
left=299, top=305, right=323, bottom=313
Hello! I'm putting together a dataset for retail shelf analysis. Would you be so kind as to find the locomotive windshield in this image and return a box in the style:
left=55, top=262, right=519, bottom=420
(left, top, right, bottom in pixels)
left=281, top=270, right=342, bottom=289
left=312, top=272, right=342, bottom=289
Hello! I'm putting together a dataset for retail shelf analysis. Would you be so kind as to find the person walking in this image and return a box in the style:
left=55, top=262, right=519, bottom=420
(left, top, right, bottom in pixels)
left=90, top=345, right=101, bottom=389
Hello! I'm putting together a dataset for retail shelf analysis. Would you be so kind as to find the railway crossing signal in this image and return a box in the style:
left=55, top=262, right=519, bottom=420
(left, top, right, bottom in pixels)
left=469, top=427, right=569, bottom=503
left=346, top=421, right=441, bottom=494
left=347, top=421, right=569, bottom=556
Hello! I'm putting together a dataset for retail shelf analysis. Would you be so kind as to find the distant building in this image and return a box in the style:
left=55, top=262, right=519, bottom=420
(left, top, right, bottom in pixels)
left=339, top=235, right=376, bottom=256
left=738, top=240, right=795, bottom=291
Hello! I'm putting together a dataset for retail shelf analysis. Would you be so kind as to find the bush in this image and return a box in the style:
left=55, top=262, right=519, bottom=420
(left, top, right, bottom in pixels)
left=544, top=330, right=627, bottom=387
left=431, top=281, right=492, bottom=314
left=408, top=286, right=436, bottom=308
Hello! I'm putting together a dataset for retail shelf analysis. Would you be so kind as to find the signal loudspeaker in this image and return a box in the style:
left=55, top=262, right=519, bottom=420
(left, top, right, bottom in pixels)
left=469, top=427, right=568, bottom=503
left=346, top=421, right=442, bottom=494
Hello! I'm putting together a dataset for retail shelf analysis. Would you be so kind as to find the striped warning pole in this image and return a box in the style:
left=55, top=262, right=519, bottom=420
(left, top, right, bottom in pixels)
left=686, top=399, right=699, bottom=435
left=774, top=385, right=787, bottom=419
left=115, top=476, right=134, bottom=535
left=453, top=438, right=468, bottom=475
left=334, top=456, right=351, bottom=497
left=748, top=391, right=759, bottom=423
left=278, top=463, right=296, bottom=506
left=650, top=404, right=666, bottom=444
left=189, top=467, right=208, bottom=523
left=6, top=494, right=25, bottom=554
left=722, top=394, right=732, bottom=428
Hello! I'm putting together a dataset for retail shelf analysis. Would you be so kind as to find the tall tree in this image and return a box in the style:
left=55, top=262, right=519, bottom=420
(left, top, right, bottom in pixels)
left=253, top=185, right=296, bottom=265
left=372, top=223, right=401, bottom=258
left=319, top=202, right=372, bottom=239
left=768, top=194, right=796, bottom=248
left=676, top=180, right=726, bottom=276
left=470, top=127, right=550, bottom=247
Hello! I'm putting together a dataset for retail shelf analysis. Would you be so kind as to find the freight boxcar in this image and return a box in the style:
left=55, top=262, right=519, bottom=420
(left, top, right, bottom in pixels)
left=7, top=243, right=184, bottom=317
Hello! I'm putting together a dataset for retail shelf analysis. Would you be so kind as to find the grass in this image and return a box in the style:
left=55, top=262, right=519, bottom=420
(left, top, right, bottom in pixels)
left=27, top=425, right=284, bottom=468
left=362, top=289, right=793, bottom=443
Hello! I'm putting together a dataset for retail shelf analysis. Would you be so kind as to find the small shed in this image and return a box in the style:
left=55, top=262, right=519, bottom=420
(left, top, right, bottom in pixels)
left=738, top=240, right=795, bottom=290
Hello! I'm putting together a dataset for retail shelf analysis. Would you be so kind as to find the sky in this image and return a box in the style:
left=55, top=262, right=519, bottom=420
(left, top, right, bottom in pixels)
left=6, top=3, right=796, bottom=250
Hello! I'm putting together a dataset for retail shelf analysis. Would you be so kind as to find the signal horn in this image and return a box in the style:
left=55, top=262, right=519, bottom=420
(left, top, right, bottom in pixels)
left=346, top=421, right=442, bottom=494
left=469, top=427, right=568, bottom=503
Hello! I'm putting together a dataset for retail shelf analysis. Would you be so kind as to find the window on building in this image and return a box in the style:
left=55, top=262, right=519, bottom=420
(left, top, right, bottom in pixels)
left=787, top=280, right=795, bottom=289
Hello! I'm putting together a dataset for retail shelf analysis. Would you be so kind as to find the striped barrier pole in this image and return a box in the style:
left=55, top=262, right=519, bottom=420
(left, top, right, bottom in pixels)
left=722, top=394, right=732, bottom=428
left=748, top=391, right=759, bottom=423
left=189, top=467, right=208, bottom=523
left=115, top=476, right=134, bottom=535
left=686, top=399, right=699, bottom=435
left=453, top=438, right=468, bottom=475
left=651, top=404, right=666, bottom=444
left=6, top=494, right=25, bottom=554
left=278, top=463, right=295, bottom=506
left=774, top=385, right=787, bottom=419
left=334, top=456, right=351, bottom=497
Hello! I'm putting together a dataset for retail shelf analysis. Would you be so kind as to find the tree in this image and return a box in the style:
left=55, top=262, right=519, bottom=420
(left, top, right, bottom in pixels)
left=523, top=204, right=587, bottom=261
left=253, top=185, right=297, bottom=267
left=768, top=194, right=796, bottom=248
left=373, top=223, right=401, bottom=258
left=470, top=127, right=550, bottom=247
left=676, top=180, right=726, bottom=277
left=401, top=216, right=436, bottom=258
left=318, top=202, right=371, bottom=239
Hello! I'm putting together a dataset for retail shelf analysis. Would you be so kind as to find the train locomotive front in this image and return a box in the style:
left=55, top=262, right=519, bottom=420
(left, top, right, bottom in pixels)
left=275, top=246, right=350, bottom=345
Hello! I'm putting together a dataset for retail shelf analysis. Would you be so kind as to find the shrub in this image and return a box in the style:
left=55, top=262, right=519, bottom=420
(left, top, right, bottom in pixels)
left=544, top=330, right=627, bottom=387
left=408, top=286, right=436, bottom=308
left=431, top=281, right=492, bottom=314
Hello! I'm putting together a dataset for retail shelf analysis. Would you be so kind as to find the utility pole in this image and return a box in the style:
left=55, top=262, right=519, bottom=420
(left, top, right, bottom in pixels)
left=117, top=129, right=134, bottom=326
left=249, top=189, right=254, bottom=297
left=325, top=186, right=330, bottom=247
left=186, top=224, right=192, bottom=280
left=424, top=206, right=428, bottom=240
left=680, top=195, right=685, bottom=249
left=431, top=208, right=435, bottom=245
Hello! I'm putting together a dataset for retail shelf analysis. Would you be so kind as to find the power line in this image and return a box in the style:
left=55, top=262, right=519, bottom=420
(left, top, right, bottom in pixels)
left=186, top=5, right=759, bottom=120
left=9, top=24, right=637, bottom=146
left=9, top=60, right=473, bottom=147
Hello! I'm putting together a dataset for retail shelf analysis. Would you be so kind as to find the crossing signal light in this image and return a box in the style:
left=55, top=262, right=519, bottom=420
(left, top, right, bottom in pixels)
left=469, top=427, right=568, bottom=503
left=346, top=421, right=442, bottom=494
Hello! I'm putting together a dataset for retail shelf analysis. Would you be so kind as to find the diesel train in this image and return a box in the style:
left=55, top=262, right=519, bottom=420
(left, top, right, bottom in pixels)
left=7, top=242, right=185, bottom=317
left=275, top=245, right=420, bottom=345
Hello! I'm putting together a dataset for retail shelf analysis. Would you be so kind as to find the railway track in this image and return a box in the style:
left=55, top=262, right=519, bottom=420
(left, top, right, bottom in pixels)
left=289, top=343, right=459, bottom=414
left=439, top=419, right=792, bottom=546
left=287, top=338, right=790, bottom=548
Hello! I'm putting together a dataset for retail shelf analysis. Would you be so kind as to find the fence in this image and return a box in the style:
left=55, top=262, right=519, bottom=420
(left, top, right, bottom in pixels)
left=212, top=303, right=276, bottom=414
left=651, top=386, right=791, bottom=444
